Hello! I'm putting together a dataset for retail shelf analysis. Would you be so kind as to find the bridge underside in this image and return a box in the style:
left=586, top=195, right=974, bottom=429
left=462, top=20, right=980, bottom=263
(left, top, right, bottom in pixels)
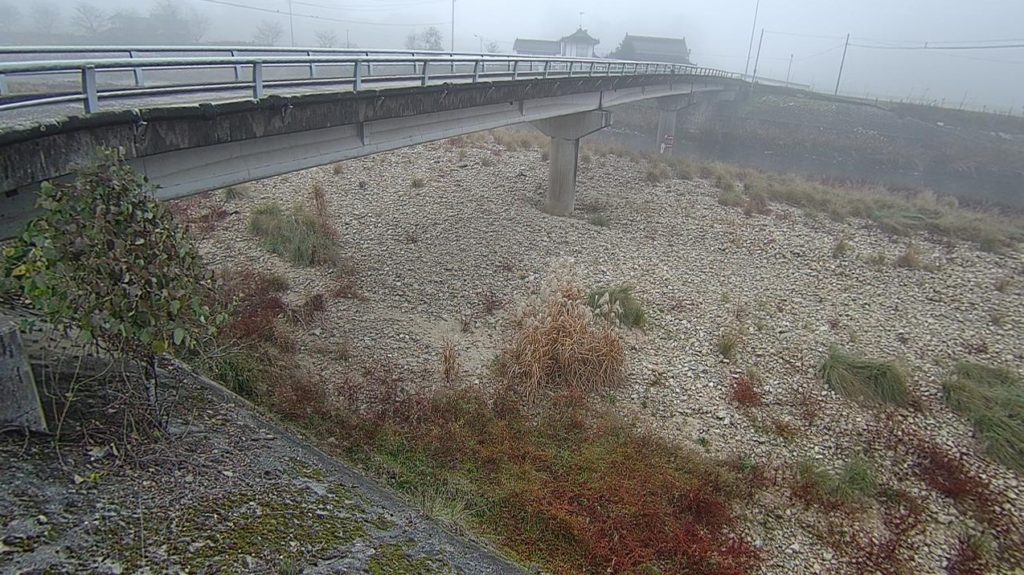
left=0, top=74, right=738, bottom=236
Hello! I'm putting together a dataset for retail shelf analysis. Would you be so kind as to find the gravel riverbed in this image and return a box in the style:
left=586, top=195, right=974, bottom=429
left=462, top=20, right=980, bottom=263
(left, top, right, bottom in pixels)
left=183, top=136, right=1024, bottom=574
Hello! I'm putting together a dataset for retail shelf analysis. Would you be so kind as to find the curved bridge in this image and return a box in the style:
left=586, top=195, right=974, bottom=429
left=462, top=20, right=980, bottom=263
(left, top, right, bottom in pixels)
left=0, top=46, right=745, bottom=235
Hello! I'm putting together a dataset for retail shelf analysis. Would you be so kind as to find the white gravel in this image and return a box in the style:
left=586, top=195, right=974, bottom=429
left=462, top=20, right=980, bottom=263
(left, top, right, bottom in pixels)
left=180, top=135, right=1024, bottom=575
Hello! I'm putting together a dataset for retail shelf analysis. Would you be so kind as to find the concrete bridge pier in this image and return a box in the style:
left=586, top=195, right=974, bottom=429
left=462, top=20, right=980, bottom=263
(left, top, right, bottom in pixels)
left=531, top=110, right=612, bottom=216
left=655, top=95, right=693, bottom=151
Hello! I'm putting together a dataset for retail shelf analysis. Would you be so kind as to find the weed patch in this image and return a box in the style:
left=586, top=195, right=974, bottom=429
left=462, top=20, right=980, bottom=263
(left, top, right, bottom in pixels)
left=942, top=362, right=1024, bottom=471
left=817, top=348, right=911, bottom=407
left=249, top=203, right=340, bottom=267
left=587, top=285, right=647, bottom=329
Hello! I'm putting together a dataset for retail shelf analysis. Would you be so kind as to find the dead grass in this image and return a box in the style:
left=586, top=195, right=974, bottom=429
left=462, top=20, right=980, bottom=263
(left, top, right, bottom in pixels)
left=440, top=339, right=460, bottom=386
left=832, top=236, right=852, bottom=258
left=497, top=279, right=625, bottom=402
left=942, top=361, right=1024, bottom=471
left=289, top=292, right=328, bottom=326
left=946, top=533, right=993, bottom=575
left=817, top=347, right=912, bottom=407
left=331, top=163, right=345, bottom=175
left=994, top=276, right=1012, bottom=293
left=410, top=177, right=426, bottom=189
left=895, top=243, right=936, bottom=271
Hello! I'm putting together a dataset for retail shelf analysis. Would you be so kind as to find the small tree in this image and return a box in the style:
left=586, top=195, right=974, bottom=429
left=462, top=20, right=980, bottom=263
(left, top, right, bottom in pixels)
left=2, top=149, right=221, bottom=407
left=315, top=29, right=338, bottom=48
left=253, top=20, right=284, bottom=46
left=405, top=26, right=444, bottom=51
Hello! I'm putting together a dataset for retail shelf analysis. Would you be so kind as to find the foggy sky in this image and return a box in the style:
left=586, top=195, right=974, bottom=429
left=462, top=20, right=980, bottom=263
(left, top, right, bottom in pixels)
left=15, top=0, right=1024, bottom=111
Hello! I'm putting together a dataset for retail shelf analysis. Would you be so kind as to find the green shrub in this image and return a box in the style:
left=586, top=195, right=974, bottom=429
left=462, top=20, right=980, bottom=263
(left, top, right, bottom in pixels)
left=817, top=347, right=911, bottom=407
left=718, top=330, right=740, bottom=361
left=587, top=285, right=647, bottom=329
left=249, top=203, right=340, bottom=267
left=943, top=362, right=1024, bottom=471
left=2, top=149, right=220, bottom=360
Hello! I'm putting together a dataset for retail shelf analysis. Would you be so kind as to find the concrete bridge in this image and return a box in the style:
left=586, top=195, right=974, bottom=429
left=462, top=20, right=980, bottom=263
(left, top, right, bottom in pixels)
left=0, top=46, right=745, bottom=236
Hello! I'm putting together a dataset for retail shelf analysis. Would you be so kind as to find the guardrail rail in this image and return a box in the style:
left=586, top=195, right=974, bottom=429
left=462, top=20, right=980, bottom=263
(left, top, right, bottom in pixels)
left=0, top=45, right=742, bottom=115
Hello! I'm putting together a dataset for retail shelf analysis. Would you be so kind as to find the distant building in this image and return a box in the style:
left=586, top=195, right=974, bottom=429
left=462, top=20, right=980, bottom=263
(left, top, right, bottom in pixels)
left=609, top=34, right=691, bottom=64
left=513, top=28, right=600, bottom=58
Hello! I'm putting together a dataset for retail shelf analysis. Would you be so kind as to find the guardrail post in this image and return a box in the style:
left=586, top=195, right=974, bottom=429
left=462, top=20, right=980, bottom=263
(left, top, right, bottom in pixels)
left=512, top=60, right=519, bottom=80
left=307, top=50, right=317, bottom=78
left=421, top=59, right=430, bottom=86
left=366, top=52, right=373, bottom=76
left=0, top=74, right=7, bottom=97
left=543, top=61, right=550, bottom=78
left=588, top=62, right=594, bottom=77
left=82, top=65, right=98, bottom=114
left=354, top=60, right=362, bottom=92
left=231, top=50, right=242, bottom=82
left=129, top=50, right=144, bottom=87
left=252, top=62, right=264, bottom=99
left=567, top=61, right=573, bottom=77
left=472, top=61, right=480, bottom=82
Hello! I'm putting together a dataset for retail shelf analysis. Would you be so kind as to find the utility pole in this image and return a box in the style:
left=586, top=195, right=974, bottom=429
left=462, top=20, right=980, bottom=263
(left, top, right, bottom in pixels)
left=451, top=0, right=455, bottom=52
left=786, top=53, right=793, bottom=84
left=834, top=33, right=850, bottom=96
left=288, top=0, right=295, bottom=47
left=743, top=0, right=761, bottom=79
left=751, top=28, right=765, bottom=83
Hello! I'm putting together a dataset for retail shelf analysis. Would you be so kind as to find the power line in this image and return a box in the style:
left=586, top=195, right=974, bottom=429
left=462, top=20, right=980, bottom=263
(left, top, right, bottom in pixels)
left=850, top=42, right=1024, bottom=50
left=196, top=0, right=448, bottom=27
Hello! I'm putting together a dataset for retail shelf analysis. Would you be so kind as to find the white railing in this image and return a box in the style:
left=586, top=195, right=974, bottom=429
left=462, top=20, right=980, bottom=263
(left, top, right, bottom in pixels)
left=0, top=45, right=742, bottom=115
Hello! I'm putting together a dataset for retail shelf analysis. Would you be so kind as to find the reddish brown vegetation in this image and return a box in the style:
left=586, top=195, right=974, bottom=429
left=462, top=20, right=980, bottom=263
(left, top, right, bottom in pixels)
left=913, top=443, right=993, bottom=510
left=730, top=374, right=763, bottom=408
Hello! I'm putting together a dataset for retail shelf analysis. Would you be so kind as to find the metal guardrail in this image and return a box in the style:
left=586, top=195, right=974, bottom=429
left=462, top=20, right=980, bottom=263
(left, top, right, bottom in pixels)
left=0, top=46, right=741, bottom=115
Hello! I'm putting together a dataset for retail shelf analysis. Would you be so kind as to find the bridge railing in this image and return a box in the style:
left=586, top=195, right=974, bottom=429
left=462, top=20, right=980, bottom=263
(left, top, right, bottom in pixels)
left=0, top=47, right=741, bottom=115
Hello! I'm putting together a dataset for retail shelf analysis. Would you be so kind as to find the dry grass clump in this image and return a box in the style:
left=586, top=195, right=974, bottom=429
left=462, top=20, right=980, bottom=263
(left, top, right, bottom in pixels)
left=895, top=243, right=937, bottom=271
left=331, top=163, right=345, bottom=175
left=440, top=339, right=460, bottom=386
left=410, top=176, right=426, bottom=189
left=946, top=533, right=993, bottom=575
left=832, top=236, right=852, bottom=258
left=994, top=276, right=1012, bottom=293
left=221, top=184, right=251, bottom=201
left=496, top=266, right=626, bottom=401
left=644, top=163, right=671, bottom=183
left=817, top=347, right=911, bottom=407
left=289, top=292, right=328, bottom=325
left=943, top=361, right=1024, bottom=471
left=587, top=285, right=647, bottom=329
left=249, top=202, right=340, bottom=267
left=587, top=213, right=610, bottom=227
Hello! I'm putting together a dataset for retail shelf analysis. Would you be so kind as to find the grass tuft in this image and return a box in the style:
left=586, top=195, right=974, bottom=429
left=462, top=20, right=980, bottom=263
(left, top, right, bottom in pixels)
left=587, top=285, right=647, bottom=329
left=942, top=361, right=1024, bottom=471
left=718, top=329, right=740, bottom=361
left=440, top=339, right=460, bottom=386
left=587, top=213, right=610, bottom=227
left=794, top=456, right=877, bottom=507
left=249, top=203, right=341, bottom=267
left=497, top=275, right=626, bottom=402
left=817, top=347, right=911, bottom=407
left=410, top=177, right=426, bottom=189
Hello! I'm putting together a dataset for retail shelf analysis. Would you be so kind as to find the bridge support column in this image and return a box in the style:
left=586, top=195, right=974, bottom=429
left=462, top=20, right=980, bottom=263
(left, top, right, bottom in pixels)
left=531, top=110, right=612, bottom=216
left=654, top=95, right=692, bottom=153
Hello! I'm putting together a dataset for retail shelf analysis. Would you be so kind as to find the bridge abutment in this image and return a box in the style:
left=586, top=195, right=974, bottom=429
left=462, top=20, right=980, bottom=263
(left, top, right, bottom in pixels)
left=531, top=111, right=612, bottom=216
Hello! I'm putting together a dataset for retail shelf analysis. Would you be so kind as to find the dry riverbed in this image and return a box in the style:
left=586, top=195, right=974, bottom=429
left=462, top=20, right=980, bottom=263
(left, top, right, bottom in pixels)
left=178, top=134, right=1024, bottom=574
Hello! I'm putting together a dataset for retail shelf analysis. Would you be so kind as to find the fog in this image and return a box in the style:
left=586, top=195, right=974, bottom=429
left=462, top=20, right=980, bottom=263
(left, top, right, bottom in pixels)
left=2, top=0, right=1022, bottom=111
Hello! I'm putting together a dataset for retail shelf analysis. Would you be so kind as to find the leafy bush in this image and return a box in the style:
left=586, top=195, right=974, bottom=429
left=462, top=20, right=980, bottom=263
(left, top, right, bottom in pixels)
left=587, top=285, right=647, bottom=329
left=3, top=149, right=220, bottom=360
left=943, top=362, right=1024, bottom=471
left=817, top=347, right=911, bottom=407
